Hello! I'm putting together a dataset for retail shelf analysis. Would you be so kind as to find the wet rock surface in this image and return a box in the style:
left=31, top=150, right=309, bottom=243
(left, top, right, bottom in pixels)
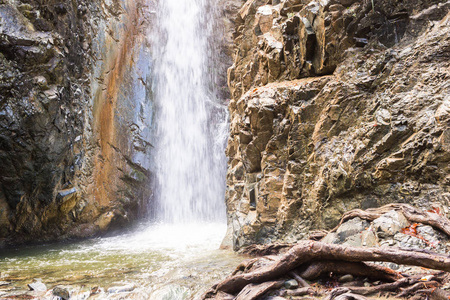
left=224, top=0, right=450, bottom=250
left=0, top=0, right=153, bottom=246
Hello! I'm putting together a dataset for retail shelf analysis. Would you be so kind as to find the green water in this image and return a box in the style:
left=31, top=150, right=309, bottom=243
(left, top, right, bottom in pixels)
left=0, top=223, right=242, bottom=299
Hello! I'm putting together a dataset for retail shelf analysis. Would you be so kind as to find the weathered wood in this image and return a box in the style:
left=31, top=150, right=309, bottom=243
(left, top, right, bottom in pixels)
left=288, top=271, right=310, bottom=287
left=429, top=288, right=450, bottom=300
left=285, top=286, right=316, bottom=296
left=397, top=281, right=440, bottom=298
left=333, top=293, right=372, bottom=300
left=215, top=240, right=450, bottom=294
left=332, top=204, right=450, bottom=237
left=324, top=288, right=372, bottom=300
left=234, top=281, right=283, bottom=300
left=344, top=277, right=420, bottom=295
left=298, top=260, right=402, bottom=281
left=415, top=288, right=450, bottom=300
left=231, top=258, right=259, bottom=275
left=240, top=243, right=294, bottom=256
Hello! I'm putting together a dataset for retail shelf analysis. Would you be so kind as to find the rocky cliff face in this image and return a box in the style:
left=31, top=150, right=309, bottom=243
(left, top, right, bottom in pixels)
left=0, top=0, right=153, bottom=247
left=224, top=0, right=450, bottom=249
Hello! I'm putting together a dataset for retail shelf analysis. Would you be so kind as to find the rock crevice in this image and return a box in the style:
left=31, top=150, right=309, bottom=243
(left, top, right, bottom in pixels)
left=0, top=0, right=153, bottom=247
left=224, top=0, right=450, bottom=250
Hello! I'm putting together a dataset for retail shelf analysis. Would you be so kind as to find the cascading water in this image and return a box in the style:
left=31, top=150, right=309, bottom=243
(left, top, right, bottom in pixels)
left=150, top=0, right=228, bottom=223
left=0, top=1, right=239, bottom=299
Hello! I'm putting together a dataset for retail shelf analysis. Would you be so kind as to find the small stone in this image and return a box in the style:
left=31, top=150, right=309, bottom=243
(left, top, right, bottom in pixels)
left=107, top=284, right=135, bottom=293
left=388, top=263, right=399, bottom=270
left=339, top=274, right=354, bottom=283
left=284, top=279, right=299, bottom=289
left=364, top=282, right=372, bottom=287
left=53, top=286, right=70, bottom=300
left=28, top=281, right=47, bottom=292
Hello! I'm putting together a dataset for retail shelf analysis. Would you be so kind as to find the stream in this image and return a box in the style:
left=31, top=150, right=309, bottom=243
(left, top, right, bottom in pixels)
left=0, top=0, right=236, bottom=298
left=0, top=223, right=242, bottom=299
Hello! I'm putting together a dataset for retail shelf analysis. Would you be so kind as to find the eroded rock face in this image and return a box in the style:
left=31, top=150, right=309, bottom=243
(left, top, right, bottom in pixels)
left=224, top=0, right=450, bottom=249
left=0, top=0, right=153, bottom=247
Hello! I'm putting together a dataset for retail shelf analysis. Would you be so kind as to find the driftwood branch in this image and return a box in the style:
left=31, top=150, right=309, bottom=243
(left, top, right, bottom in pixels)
left=215, top=240, right=450, bottom=294
left=234, top=280, right=283, bottom=300
left=332, top=203, right=450, bottom=236
left=297, top=260, right=402, bottom=281
left=204, top=204, right=450, bottom=300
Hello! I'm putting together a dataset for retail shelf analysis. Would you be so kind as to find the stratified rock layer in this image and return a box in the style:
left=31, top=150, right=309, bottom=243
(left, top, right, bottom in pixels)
left=0, top=0, right=153, bottom=246
left=224, top=0, right=450, bottom=249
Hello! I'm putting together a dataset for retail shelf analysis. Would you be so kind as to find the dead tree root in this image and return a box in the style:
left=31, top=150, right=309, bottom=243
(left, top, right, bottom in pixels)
left=331, top=203, right=450, bottom=236
left=297, top=260, right=402, bottom=281
left=203, top=240, right=450, bottom=299
left=215, top=240, right=450, bottom=294
left=203, top=205, right=450, bottom=300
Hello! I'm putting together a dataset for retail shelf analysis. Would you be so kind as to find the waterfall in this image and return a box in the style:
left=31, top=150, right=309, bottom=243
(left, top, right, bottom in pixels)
left=150, top=0, right=228, bottom=223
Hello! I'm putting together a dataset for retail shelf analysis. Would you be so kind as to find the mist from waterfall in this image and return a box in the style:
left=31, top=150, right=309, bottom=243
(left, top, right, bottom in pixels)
left=150, top=0, right=228, bottom=223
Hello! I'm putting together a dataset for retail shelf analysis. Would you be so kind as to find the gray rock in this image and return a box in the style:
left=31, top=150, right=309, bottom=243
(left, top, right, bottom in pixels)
left=28, top=281, right=47, bottom=292
left=321, top=232, right=340, bottom=244
left=339, top=274, right=354, bottom=283
left=372, top=210, right=409, bottom=238
left=53, top=286, right=70, bottom=300
left=284, top=279, right=299, bottom=289
left=361, top=228, right=378, bottom=247
left=388, top=263, right=400, bottom=270
left=343, top=234, right=363, bottom=247
left=336, top=218, right=369, bottom=242
left=394, top=233, right=427, bottom=249
left=416, top=225, right=442, bottom=247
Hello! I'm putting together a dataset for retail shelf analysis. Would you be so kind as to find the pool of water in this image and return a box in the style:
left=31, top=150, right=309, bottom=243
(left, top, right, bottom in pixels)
left=0, top=223, right=242, bottom=299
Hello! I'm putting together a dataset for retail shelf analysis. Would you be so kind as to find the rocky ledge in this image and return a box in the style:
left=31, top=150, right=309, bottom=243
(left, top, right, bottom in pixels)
left=223, top=0, right=450, bottom=250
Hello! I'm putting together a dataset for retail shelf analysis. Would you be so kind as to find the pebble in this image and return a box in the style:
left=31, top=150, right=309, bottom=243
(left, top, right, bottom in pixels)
left=388, top=263, right=399, bottom=270
left=284, top=279, right=299, bottom=289
left=338, top=274, right=354, bottom=283
left=53, top=286, right=70, bottom=300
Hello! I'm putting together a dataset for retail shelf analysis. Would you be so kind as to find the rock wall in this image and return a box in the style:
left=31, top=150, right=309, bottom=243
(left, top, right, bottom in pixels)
left=0, top=0, right=153, bottom=247
left=224, top=0, right=450, bottom=249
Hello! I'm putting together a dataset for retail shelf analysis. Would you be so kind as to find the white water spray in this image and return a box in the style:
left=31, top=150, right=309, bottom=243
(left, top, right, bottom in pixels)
left=151, top=0, right=228, bottom=223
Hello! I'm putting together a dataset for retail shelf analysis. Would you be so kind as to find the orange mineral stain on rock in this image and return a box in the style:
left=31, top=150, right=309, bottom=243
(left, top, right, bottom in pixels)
left=91, top=0, right=144, bottom=208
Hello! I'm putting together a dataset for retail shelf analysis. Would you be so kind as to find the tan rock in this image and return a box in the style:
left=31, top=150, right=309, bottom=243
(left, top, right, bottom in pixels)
left=224, top=1, right=450, bottom=249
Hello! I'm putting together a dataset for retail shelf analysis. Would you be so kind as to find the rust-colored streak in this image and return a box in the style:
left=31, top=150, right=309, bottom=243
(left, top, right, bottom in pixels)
left=92, top=0, right=143, bottom=207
